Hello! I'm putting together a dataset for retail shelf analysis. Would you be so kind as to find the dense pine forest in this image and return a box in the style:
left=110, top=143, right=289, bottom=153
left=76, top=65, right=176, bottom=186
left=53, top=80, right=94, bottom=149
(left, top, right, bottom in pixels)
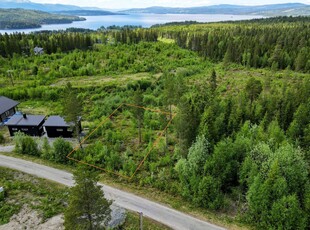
left=154, top=16, right=310, bottom=72
left=0, top=17, right=309, bottom=229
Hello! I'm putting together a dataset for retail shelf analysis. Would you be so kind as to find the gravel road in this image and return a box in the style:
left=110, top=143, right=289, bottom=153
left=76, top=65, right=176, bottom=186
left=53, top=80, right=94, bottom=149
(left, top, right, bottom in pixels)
left=0, top=154, right=225, bottom=230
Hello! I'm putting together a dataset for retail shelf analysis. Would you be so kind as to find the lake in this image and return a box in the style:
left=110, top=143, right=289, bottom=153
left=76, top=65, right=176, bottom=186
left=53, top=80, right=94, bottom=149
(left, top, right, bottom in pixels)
left=0, top=14, right=265, bottom=34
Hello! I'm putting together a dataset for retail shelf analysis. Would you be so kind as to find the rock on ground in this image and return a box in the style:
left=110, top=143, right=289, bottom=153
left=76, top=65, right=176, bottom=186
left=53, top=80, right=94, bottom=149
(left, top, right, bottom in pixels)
left=109, top=204, right=127, bottom=228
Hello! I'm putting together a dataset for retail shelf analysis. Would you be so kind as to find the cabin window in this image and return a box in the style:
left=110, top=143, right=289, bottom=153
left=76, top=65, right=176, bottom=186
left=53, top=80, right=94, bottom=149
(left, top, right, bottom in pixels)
left=56, top=129, right=63, bottom=132
left=21, top=128, right=28, bottom=131
left=12, top=128, right=18, bottom=131
left=5, top=111, right=10, bottom=116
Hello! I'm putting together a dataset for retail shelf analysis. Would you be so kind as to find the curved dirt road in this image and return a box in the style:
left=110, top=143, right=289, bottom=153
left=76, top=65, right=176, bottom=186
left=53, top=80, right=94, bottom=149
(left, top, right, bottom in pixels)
left=0, top=154, right=225, bottom=230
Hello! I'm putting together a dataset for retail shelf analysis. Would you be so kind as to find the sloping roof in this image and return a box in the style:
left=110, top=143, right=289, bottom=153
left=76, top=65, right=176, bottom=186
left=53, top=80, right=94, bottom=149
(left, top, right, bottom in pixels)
left=0, top=96, right=19, bottom=115
left=44, top=116, right=71, bottom=127
left=34, top=47, right=44, bottom=54
left=6, top=114, right=45, bottom=126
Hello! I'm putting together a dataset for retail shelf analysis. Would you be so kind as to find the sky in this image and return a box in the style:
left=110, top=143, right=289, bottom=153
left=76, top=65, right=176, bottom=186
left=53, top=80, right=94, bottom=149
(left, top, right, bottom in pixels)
left=29, top=0, right=310, bottom=9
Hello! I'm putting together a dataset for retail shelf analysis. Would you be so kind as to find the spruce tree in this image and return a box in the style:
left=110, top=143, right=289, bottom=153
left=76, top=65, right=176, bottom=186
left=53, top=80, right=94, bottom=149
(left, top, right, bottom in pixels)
left=64, top=166, right=112, bottom=230
left=133, top=87, right=144, bottom=144
left=63, top=82, right=83, bottom=145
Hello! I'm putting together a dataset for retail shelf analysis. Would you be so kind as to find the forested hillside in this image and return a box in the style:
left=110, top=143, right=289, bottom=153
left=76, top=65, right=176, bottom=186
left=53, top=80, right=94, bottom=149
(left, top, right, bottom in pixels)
left=121, top=3, right=310, bottom=16
left=151, top=16, right=310, bottom=72
left=0, top=17, right=309, bottom=229
left=0, top=9, right=85, bottom=29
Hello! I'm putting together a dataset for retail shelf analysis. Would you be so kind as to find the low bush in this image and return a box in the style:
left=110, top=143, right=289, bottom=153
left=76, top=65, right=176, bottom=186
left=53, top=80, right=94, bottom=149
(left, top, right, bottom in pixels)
left=14, top=132, right=40, bottom=156
left=0, top=133, right=5, bottom=144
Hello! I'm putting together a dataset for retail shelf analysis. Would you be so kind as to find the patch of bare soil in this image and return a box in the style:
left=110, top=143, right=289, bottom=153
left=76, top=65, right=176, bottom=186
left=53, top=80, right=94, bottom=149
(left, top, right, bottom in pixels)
left=0, top=205, right=64, bottom=230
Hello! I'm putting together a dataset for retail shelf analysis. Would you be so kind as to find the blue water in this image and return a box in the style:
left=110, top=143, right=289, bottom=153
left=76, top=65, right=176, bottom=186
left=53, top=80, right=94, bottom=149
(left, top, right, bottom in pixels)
left=0, top=14, right=265, bottom=34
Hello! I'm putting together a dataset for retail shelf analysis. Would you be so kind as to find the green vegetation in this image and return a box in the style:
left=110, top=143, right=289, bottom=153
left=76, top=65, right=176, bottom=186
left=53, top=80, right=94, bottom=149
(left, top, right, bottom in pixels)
left=123, top=212, right=171, bottom=230
left=64, top=165, right=112, bottom=230
left=0, top=167, right=68, bottom=224
left=0, top=166, right=170, bottom=229
left=0, top=31, right=92, bottom=57
left=0, top=8, right=85, bottom=30
left=0, top=133, right=4, bottom=144
left=62, top=82, right=83, bottom=144
left=14, top=133, right=73, bottom=164
left=1, top=16, right=309, bottom=229
left=14, top=132, right=40, bottom=156
left=0, top=126, right=13, bottom=145
left=153, top=16, right=310, bottom=72
left=121, top=4, right=310, bottom=16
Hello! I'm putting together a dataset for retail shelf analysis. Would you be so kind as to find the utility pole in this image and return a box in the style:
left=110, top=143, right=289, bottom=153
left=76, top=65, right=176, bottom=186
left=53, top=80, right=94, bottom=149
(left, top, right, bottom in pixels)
left=139, top=212, right=143, bottom=230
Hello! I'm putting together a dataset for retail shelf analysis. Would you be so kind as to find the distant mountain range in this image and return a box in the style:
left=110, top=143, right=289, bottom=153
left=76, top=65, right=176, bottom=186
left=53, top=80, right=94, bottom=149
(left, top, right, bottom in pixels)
left=0, top=0, right=83, bottom=12
left=0, top=0, right=120, bottom=15
left=56, top=10, right=123, bottom=16
left=121, top=3, right=310, bottom=16
left=0, top=1, right=309, bottom=17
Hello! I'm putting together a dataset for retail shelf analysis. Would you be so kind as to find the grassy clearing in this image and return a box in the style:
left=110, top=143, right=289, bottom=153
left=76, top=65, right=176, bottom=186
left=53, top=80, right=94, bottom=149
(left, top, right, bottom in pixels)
left=18, top=100, right=62, bottom=116
left=73, top=103, right=170, bottom=178
left=191, top=64, right=307, bottom=96
left=51, top=72, right=157, bottom=88
left=158, top=37, right=175, bottom=44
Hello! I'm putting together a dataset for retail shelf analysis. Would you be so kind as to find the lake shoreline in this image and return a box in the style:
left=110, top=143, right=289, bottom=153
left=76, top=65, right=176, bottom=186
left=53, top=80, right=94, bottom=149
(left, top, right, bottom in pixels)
left=0, top=13, right=265, bottom=34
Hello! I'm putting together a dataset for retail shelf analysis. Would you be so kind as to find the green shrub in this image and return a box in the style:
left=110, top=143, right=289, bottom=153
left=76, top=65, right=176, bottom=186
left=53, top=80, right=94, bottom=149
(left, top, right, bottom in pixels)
left=52, top=138, right=73, bottom=164
left=14, top=132, right=40, bottom=156
left=0, top=202, right=20, bottom=225
left=0, top=133, right=5, bottom=144
left=41, top=137, right=53, bottom=160
left=0, top=189, right=5, bottom=201
left=269, top=195, right=307, bottom=229
left=195, top=175, right=224, bottom=210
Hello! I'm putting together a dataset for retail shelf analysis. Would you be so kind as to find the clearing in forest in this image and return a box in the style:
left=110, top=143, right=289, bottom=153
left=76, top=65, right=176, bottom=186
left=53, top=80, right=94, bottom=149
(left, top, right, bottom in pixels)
left=67, top=103, right=176, bottom=180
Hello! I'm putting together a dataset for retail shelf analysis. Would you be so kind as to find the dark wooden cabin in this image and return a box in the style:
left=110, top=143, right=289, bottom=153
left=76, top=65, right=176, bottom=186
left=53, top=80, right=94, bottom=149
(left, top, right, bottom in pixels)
left=6, top=114, right=45, bottom=136
left=0, top=96, right=19, bottom=123
left=44, top=116, right=81, bottom=138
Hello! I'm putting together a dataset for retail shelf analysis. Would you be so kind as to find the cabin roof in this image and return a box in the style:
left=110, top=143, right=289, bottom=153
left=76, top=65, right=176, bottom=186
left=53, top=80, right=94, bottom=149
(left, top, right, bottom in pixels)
left=34, top=46, right=43, bottom=51
left=0, top=96, right=19, bottom=115
left=6, top=114, right=45, bottom=126
left=44, top=116, right=71, bottom=127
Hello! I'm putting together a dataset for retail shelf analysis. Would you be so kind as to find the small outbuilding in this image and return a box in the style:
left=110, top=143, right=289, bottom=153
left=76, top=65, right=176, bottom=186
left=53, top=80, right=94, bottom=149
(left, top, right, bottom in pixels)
left=0, top=96, right=19, bottom=123
left=34, top=46, right=44, bottom=55
left=44, top=116, right=81, bottom=138
left=6, top=114, right=45, bottom=136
